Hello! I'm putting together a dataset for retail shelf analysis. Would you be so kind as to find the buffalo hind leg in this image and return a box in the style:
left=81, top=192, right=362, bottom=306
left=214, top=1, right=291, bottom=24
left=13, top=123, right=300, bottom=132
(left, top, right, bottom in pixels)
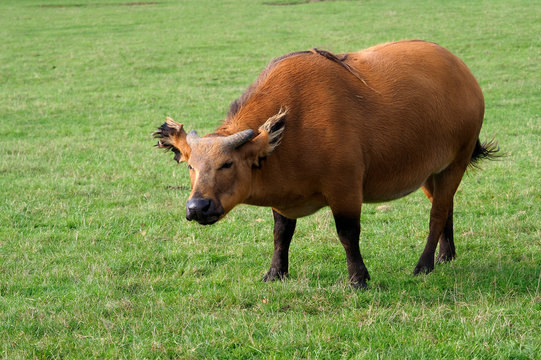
left=436, top=202, right=455, bottom=263
left=334, top=213, right=370, bottom=289
left=414, top=163, right=467, bottom=275
left=263, top=209, right=296, bottom=282
left=422, top=177, right=456, bottom=263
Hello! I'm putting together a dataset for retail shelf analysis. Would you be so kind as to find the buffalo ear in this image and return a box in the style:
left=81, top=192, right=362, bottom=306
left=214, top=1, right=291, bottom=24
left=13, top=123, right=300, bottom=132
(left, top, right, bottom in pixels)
left=243, top=108, right=287, bottom=167
left=259, top=108, right=287, bottom=154
left=153, top=117, right=191, bottom=163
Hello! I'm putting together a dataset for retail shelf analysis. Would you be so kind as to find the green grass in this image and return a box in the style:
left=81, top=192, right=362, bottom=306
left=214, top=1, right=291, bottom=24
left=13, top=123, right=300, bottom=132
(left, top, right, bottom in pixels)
left=1, top=0, right=540, bottom=358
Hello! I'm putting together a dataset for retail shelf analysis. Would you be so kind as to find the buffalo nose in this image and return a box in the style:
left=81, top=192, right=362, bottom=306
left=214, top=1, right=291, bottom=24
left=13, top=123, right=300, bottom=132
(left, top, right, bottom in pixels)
left=186, top=198, right=212, bottom=220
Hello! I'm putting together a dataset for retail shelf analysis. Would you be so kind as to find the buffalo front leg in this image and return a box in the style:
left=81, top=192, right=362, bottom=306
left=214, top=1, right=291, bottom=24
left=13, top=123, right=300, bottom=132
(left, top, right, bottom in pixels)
left=263, top=209, right=296, bottom=282
left=334, top=214, right=370, bottom=289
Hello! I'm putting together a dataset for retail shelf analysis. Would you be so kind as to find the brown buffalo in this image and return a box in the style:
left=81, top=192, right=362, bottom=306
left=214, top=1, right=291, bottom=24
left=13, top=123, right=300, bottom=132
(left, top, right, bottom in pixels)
left=154, top=40, right=498, bottom=288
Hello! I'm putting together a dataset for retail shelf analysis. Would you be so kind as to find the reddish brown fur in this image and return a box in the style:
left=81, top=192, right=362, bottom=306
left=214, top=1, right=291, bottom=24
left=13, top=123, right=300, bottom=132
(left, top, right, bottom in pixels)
left=215, top=40, right=483, bottom=217
left=155, top=40, right=492, bottom=287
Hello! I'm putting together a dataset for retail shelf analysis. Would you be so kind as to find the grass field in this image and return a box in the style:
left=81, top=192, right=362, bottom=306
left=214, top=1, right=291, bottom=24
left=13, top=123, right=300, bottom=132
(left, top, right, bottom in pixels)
left=1, top=0, right=540, bottom=358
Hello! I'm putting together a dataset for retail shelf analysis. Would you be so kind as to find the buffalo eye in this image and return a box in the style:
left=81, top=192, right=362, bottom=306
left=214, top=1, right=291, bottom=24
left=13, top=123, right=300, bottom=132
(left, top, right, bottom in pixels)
left=219, top=161, right=233, bottom=170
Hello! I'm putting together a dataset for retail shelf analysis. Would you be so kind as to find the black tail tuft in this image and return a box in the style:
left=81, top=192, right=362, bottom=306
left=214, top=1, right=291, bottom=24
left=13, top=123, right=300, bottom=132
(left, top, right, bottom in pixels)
left=469, top=139, right=502, bottom=169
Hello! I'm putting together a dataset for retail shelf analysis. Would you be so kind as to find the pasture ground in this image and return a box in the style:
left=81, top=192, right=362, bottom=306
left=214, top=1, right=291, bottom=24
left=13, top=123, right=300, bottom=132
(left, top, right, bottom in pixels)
left=1, top=0, right=540, bottom=358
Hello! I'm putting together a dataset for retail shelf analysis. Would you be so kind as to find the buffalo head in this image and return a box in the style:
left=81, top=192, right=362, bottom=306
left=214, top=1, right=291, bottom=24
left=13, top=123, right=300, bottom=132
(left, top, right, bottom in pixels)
left=154, top=109, right=287, bottom=225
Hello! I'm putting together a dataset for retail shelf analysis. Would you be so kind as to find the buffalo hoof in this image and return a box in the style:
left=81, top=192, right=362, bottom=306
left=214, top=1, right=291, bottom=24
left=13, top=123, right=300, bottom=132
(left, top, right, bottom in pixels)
left=349, top=268, right=370, bottom=289
left=413, top=263, right=434, bottom=275
left=436, top=252, right=456, bottom=264
left=350, top=281, right=368, bottom=290
left=263, top=268, right=289, bottom=282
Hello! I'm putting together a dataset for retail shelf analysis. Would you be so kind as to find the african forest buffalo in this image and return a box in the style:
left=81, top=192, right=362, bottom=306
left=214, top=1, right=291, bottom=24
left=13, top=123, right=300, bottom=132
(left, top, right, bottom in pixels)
left=154, top=40, right=498, bottom=288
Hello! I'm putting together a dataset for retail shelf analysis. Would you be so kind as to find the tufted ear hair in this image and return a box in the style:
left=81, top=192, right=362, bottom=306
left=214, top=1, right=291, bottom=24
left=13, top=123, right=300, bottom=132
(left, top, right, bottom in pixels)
left=241, top=108, right=287, bottom=167
left=153, top=117, right=191, bottom=163
left=258, top=107, right=287, bottom=154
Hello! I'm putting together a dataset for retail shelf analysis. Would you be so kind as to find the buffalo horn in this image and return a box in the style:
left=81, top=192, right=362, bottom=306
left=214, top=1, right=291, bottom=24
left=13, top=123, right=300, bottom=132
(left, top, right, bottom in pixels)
left=224, top=129, right=255, bottom=148
left=186, top=130, right=199, bottom=147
